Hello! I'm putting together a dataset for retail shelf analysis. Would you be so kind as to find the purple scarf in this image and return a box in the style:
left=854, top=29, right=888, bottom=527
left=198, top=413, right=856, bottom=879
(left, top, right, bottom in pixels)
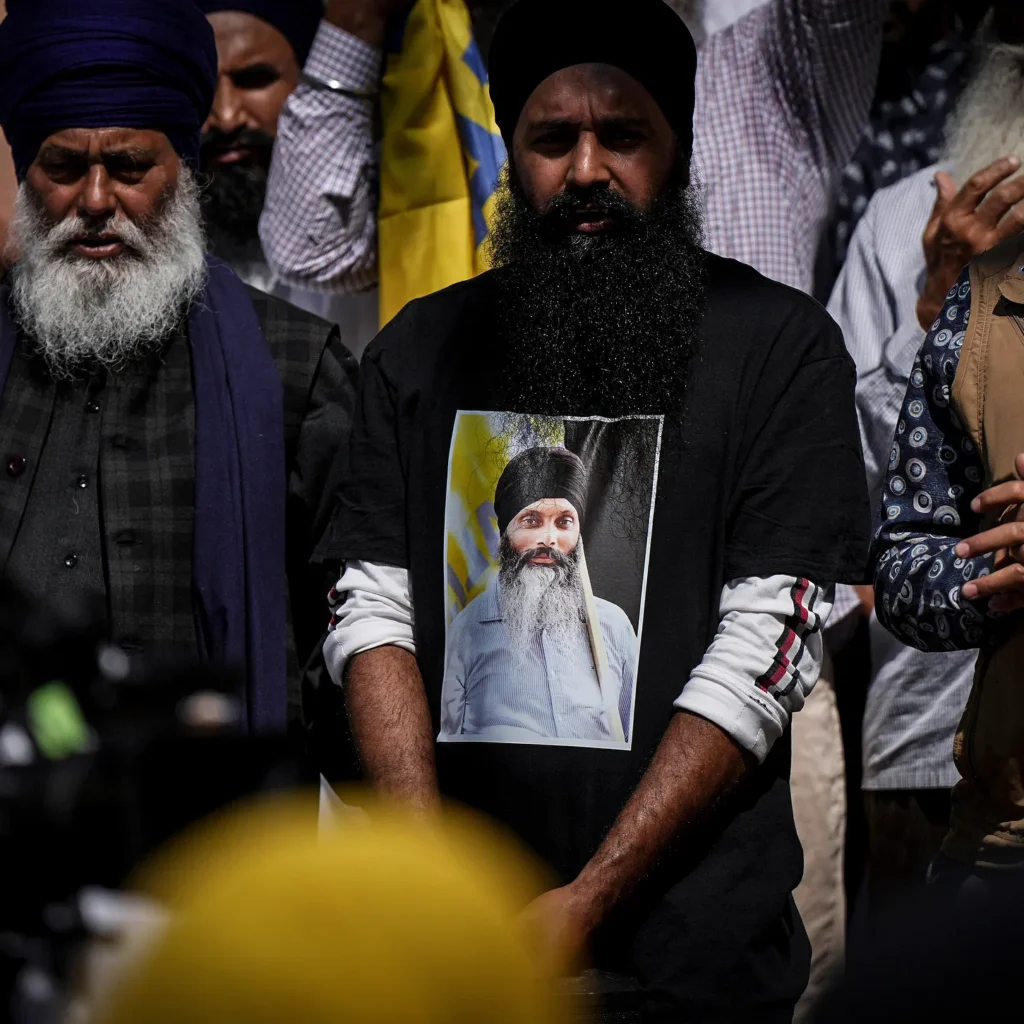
left=0, top=256, right=287, bottom=733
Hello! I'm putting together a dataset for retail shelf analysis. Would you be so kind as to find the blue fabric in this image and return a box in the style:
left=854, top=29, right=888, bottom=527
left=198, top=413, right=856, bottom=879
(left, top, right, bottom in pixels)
left=0, top=260, right=287, bottom=733
left=197, top=0, right=323, bottom=65
left=188, top=256, right=288, bottom=734
left=872, top=268, right=998, bottom=653
left=0, top=0, right=217, bottom=179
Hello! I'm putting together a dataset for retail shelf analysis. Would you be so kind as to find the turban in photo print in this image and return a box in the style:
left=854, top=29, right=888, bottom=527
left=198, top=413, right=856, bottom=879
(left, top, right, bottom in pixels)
left=196, top=0, right=324, bottom=65
left=0, top=0, right=218, bottom=178
left=494, top=446, right=588, bottom=536
left=487, top=0, right=698, bottom=155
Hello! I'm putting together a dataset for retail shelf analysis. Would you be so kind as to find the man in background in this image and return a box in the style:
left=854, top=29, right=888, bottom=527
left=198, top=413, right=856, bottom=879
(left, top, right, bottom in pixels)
left=199, top=2, right=319, bottom=268
left=828, top=0, right=1024, bottom=913
left=198, top=1, right=380, bottom=353
left=826, top=0, right=991, bottom=285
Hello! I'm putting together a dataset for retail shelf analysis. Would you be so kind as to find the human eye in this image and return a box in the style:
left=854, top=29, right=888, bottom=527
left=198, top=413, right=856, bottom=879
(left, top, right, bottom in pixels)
left=37, top=150, right=88, bottom=183
left=232, top=64, right=282, bottom=90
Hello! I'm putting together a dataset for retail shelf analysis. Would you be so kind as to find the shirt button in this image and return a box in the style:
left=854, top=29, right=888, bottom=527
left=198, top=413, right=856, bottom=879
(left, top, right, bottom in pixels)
left=76, top=475, right=89, bottom=489
left=64, top=553, right=78, bottom=569
left=6, top=455, right=26, bottom=478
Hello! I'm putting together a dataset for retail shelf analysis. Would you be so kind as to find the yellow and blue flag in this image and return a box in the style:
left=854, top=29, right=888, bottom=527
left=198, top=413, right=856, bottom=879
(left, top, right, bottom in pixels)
left=378, top=0, right=507, bottom=326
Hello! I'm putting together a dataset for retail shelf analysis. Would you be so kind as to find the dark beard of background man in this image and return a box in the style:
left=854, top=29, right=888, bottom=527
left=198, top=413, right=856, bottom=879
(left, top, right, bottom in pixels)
left=199, top=126, right=275, bottom=253
left=486, top=155, right=707, bottom=420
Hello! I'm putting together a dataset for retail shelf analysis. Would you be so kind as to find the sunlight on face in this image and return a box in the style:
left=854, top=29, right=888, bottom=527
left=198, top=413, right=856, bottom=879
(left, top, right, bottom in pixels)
left=505, top=498, right=581, bottom=563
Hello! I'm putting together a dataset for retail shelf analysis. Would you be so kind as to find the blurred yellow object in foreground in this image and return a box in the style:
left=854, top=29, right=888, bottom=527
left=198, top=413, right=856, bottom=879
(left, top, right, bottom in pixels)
left=93, top=795, right=567, bottom=1023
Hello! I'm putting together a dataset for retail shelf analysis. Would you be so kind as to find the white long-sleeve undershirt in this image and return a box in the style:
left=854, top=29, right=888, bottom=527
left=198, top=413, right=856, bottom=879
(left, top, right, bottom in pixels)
left=324, top=562, right=833, bottom=763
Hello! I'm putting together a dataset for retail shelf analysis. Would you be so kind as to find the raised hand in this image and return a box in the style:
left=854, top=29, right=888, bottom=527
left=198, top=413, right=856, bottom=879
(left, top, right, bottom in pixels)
left=916, top=157, right=1024, bottom=330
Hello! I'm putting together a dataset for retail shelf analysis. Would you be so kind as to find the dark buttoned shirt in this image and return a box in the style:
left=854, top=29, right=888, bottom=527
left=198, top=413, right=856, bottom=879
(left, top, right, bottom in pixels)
left=0, top=286, right=358, bottom=690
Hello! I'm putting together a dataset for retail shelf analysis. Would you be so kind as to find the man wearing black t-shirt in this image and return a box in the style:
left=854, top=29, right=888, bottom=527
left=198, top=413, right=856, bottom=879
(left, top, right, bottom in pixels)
left=316, top=0, right=870, bottom=1019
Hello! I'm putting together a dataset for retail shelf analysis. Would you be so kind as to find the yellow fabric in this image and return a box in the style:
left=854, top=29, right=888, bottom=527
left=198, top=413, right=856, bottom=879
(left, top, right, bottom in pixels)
left=95, top=797, right=566, bottom=1024
left=445, top=413, right=565, bottom=625
left=378, top=0, right=506, bottom=325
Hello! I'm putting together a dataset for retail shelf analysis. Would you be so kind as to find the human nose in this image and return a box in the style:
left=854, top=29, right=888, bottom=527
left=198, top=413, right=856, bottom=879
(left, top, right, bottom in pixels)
left=566, top=133, right=612, bottom=191
left=205, top=76, right=246, bottom=135
left=79, top=164, right=117, bottom=220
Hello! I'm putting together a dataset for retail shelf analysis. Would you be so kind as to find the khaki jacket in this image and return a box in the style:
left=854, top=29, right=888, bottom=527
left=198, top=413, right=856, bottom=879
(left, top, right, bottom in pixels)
left=946, top=236, right=1024, bottom=865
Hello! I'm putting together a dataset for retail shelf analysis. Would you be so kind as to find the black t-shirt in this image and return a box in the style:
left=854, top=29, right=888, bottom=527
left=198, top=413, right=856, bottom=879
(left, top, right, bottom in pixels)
left=318, top=254, right=869, bottom=1021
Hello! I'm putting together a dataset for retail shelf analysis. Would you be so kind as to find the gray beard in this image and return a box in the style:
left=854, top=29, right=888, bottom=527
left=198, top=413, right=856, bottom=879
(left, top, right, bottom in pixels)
left=6, top=169, right=208, bottom=379
left=942, top=37, right=1024, bottom=186
left=498, top=544, right=587, bottom=655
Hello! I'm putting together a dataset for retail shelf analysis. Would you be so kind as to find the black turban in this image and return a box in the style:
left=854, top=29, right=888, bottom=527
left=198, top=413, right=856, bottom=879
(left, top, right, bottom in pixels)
left=0, top=0, right=218, bottom=180
left=487, top=0, right=697, bottom=156
left=197, top=1, right=324, bottom=66
left=494, top=447, right=588, bottom=536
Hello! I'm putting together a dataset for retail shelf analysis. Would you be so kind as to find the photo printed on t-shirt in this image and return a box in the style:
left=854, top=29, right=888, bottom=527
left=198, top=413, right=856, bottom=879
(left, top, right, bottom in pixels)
left=440, top=411, right=663, bottom=750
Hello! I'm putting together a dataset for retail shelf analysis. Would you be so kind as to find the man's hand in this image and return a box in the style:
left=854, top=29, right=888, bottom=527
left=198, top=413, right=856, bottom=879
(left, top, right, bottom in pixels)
left=524, top=712, right=750, bottom=965
left=519, top=883, right=597, bottom=974
left=916, top=157, right=1024, bottom=330
left=325, top=0, right=417, bottom=47
left=958, top=454, right=1024, bottom=613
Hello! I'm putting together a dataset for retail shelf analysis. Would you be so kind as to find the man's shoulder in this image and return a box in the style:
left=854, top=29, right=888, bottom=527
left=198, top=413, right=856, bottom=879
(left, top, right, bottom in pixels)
left=248, top=285, right=335, bottom=363
left=857, top=164, right=941, bottom=243
left=247, top=284, right=358, bottom=400
left=594, top=596, right=637, bottom=642
left=871, top=163, right=942, bottom=211
left=450, top=582, right=501, bottom=635
left=365, top=272, right=499, bottom=367
left=703, top=252, right=843, bottom=355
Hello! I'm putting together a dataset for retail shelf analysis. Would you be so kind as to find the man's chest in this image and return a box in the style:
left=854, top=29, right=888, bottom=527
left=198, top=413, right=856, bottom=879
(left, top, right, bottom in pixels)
left=0, top=340, right=197, bottom=651
left=402, top=397, right=728, bottom=753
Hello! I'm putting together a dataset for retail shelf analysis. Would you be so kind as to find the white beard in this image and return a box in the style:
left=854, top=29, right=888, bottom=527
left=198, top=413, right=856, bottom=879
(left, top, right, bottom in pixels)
left=499, top=555, right=587, bottom=655
left=943, top=38, right=1024, bottom=187
left=5, top=168, right=207, bottom=378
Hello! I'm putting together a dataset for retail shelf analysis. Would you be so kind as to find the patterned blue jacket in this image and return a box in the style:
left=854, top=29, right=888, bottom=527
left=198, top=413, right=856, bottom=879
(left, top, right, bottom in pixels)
left=872, top=268, right=1000, bottom=652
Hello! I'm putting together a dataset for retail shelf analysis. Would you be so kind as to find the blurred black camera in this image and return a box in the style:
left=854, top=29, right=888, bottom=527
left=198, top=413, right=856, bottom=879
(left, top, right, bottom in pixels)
left=0, top=580, right=305, bottom=1022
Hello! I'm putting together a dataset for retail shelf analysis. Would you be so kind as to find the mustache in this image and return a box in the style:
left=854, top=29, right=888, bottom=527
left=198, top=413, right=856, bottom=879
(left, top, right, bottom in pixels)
left=39, top=211, right=152, bottom=260
left=535, top=186, right=641, bottom=235
left=201, top=126, right=275, bottom=160
left=511, top=545, right=576, bottom=574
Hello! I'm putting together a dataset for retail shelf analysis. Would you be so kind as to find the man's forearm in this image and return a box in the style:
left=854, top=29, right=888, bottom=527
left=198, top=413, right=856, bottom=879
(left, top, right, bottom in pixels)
left=571, top=711, right=752, bottom=927
left=345, top=645, right=440, bottom=813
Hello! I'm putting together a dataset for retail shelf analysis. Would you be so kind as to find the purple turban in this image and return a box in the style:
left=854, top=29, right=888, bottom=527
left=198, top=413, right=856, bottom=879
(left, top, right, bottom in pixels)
left=0, top=0, right=218, bottom=180
left=196, top=0, right=323, bottom=66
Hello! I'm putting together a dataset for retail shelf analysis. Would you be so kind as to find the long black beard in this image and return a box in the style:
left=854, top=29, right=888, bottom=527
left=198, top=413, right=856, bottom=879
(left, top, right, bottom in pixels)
left=487, top=161, right=707, bottom=418
left=199, top=128, right=274, bottom=253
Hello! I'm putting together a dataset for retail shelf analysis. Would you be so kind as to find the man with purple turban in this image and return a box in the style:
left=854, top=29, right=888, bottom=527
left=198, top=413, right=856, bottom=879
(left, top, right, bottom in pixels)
left=0, top=0, right=357, bottom=734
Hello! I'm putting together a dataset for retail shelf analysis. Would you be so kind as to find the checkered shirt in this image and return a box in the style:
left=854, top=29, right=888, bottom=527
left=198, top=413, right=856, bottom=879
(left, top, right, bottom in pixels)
left=0, top=285, right=358, bottom=679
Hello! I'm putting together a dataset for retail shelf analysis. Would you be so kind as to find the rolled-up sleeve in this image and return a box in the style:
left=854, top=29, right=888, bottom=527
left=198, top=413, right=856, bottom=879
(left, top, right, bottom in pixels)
left=260, top=21, right=380, bottom=292
left=323, top=561, right=416, bottom=686
left=676, top=576, right=834, bottom=762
